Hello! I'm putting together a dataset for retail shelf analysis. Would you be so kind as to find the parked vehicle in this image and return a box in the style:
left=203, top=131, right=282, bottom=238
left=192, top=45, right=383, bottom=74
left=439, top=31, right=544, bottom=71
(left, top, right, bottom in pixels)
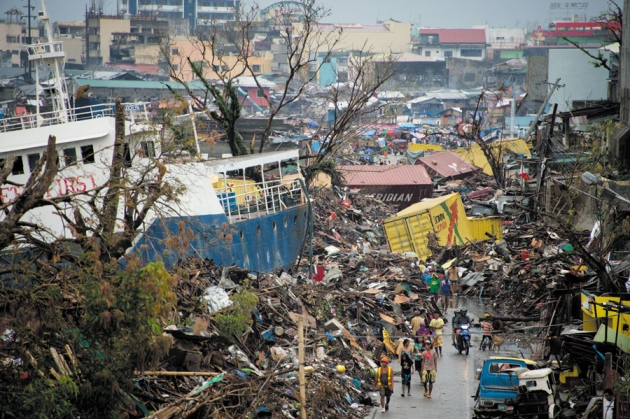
left=456, top=324, right=471, bottom=355
left=506, top=367, right=560, bottom=418
left=474, top=357, right=539, bottom=418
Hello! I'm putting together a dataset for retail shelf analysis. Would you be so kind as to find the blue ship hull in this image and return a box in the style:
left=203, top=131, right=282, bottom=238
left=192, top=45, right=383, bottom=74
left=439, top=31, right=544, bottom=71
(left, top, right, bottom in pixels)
left=131, top=204, right=309, bottom=273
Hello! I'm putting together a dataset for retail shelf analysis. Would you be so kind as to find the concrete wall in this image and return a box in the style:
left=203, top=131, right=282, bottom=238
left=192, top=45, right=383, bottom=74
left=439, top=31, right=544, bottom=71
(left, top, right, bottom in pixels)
left=447, top=58, right=489, bottom=89
left=312, top=20, right=411, bottom=54
left=168, top=37, right=272, bottom=81
left=56, top=37, right=84, bottom=64
left=548, top=48, right=609, bottom=112
left=526, top=55, right=549, bottom=103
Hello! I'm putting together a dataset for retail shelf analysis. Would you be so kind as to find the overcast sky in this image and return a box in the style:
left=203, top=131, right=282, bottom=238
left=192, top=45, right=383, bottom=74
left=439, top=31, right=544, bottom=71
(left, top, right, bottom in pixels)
left=9, top=0, right=613, bottom=30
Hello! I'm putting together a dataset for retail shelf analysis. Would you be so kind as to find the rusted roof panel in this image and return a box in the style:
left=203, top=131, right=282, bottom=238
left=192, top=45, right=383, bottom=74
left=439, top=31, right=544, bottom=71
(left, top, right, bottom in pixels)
left=416, top=151, right=480, bottom=179
left=339, top=165, right=433, bottom=186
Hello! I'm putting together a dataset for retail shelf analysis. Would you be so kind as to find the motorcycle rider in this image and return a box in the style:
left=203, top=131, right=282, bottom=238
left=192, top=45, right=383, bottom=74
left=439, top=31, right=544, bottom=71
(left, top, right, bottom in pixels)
left=454, top=308, right=472, bottom=349
left=451, top=309, right=461, bottom=346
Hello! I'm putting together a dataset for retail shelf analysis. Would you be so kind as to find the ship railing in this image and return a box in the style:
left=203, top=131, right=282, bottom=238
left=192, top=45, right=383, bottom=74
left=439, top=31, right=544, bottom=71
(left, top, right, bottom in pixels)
left=0, top=101, right=153, bottom=133
left=26, top=41, right=64, bottom=60
left=216, top=178, right=305, bottom=221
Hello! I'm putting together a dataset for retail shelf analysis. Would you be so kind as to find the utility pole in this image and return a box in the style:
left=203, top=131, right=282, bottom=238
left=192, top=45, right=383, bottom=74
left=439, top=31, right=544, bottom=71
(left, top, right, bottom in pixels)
left=22, top=0, right=35, bottom=82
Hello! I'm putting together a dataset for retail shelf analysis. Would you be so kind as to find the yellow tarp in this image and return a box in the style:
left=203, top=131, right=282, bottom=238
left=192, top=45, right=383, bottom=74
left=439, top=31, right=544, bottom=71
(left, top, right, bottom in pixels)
left=453, top=139, right=532, bottom=176
left=408, top=143, right=443, bottom=152
left=212, top=178, right=260, bottom=206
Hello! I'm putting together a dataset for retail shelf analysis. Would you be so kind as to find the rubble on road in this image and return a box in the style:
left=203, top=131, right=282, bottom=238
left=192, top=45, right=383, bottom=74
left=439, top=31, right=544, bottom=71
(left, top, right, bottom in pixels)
left=131, top=175, right=622, bottom=419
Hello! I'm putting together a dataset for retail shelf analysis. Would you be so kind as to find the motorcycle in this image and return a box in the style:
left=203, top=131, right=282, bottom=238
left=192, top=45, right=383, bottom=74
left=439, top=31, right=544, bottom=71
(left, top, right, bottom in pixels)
left=456, top=324, right=471, bottom=355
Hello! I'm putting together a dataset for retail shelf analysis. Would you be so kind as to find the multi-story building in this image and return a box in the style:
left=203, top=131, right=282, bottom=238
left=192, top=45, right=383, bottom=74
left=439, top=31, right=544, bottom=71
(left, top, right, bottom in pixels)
left=532, top=19, right=620, bottom=47
left=163, top=36, right=272, bottom=82
left=117, top=0, right=238, bottom=33
left=86, top=13, right=131, bottom=65
left=413, top=28, right=488, bottom=61
left=53, top=21, right=85, bottom=65
left=483, top=27, right=527, bottom=60
left=0, top=8, right=39, bottom=68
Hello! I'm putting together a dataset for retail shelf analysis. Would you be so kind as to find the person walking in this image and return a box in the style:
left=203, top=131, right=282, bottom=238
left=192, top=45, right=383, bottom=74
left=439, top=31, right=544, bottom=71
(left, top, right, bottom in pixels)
left=399, top=340, right=414, bottom=397
left=362, top=237, right=372, bottom=255
left=413, top=337, right=424, bottom=383
left=429, top=315, right=445, bottom=357
left=603, top=388, right=615, bottom=419
left=439, top=276, right=453, bottom=314
left=446, top=264, right=460, bottom=294
left=421, top=341, right=438, bottom=398
left=376, top=356, right=394, bottom=413
left=410, top=310, right=425, bottom=335
left=427, top=269, right=441, bottom=303
left=480, top=314, right=494, bottom=351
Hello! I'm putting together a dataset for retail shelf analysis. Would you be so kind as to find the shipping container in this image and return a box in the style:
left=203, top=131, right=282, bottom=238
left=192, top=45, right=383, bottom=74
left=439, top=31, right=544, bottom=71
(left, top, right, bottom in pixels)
left=383, top=193, right=471, bottom=260
left=467, top=217, right=503, bottom=242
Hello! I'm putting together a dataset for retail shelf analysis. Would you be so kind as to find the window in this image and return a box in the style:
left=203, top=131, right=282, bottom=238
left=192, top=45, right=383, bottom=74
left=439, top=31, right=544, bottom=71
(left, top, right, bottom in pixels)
left=140, top=141, right=156, bottom=158
left=461, top=49, right=483, bottom=57
left=11, top=156, right=24, bottom=175
left=6, top=35, right=19, bottom=43
left=172, top=64, right=179, bottom=71
left=444, top=51, right=453, bottom=58
left=256, top=88, right=265, bottom=98
left=464, top=72, right=476, bottom=82
left=425, top=51, right=431, bottom=57
left=63, top=147, right=77, bottom=166
left=252, top=64, right=261, bottom=73
left=496, top=36, right=505, bottom=40
left=171, top=47, right=179, bottom=55
left=80, top=145, right=95, bottom=164
left=27, top=153, right=40, bottom=172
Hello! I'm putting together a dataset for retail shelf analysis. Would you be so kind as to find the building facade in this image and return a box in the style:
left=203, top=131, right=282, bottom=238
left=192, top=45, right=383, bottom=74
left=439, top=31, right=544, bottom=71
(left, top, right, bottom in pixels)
left=413, top=28, right=487, bottom=61
left=117, top=0, right=238, bottom=33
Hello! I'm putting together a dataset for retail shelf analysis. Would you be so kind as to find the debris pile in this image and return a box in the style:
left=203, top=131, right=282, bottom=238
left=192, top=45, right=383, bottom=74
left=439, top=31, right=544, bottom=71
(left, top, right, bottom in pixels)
left=130, top=192, right=444, bottom=418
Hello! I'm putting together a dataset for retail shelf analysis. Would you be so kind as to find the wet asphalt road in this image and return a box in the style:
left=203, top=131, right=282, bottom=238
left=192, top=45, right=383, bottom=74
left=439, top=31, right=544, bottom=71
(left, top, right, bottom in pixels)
left=366, top=296, right=529, bottom=419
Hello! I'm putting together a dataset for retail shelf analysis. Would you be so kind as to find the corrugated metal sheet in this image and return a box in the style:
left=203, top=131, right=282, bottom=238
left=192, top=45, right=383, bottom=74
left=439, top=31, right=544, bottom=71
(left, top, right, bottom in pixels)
left=453, top=139, right=532, bottom=176
left=416, top=151, right=480, bottom=179
left=340, top=165, right=433, bottom=210
left=467, top=217, right=503, bottom=242
left=340, top=165, right=432, bottom=185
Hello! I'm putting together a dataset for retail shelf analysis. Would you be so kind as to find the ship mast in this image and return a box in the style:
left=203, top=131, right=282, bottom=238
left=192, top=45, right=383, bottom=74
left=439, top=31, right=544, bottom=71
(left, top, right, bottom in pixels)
left=25, top=0, right=70, bottom=124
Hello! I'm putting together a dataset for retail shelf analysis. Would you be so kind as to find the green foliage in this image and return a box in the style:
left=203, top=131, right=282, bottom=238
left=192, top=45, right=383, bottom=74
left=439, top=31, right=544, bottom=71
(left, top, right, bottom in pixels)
left=214, top=289, right=259, bottom=340
left=0, top=376, right=80, bottom=419
left=0, top=261, right=178, bottom=418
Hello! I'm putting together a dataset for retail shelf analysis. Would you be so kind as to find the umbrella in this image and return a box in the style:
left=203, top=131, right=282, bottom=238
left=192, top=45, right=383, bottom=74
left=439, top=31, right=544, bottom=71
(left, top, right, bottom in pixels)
left=392, top=139, right=407, bottom=143
left=363, top=148, right=374, bottom=154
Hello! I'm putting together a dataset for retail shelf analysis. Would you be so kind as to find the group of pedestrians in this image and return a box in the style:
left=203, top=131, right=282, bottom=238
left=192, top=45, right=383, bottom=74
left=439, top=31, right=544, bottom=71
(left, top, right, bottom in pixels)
left=376, top=339, right=439, bottom=413
left=375, top=306, right=446, bottom=413
left=419, top=262, right=459, bottom=314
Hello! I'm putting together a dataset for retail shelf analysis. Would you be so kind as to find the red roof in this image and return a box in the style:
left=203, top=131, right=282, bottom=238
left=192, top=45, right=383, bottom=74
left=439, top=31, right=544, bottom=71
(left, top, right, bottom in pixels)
left=339, top=165, right=432, bottom=186
left=419, top=28, right=486, bottom=44
left=416, top=151, right=480, bottom=178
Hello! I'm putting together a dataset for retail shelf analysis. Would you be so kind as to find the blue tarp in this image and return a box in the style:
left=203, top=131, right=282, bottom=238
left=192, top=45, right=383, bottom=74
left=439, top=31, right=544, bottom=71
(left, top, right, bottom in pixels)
left=398, top=123, right=416, bottom=129
left=363, top=129, right=376, bottom=136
